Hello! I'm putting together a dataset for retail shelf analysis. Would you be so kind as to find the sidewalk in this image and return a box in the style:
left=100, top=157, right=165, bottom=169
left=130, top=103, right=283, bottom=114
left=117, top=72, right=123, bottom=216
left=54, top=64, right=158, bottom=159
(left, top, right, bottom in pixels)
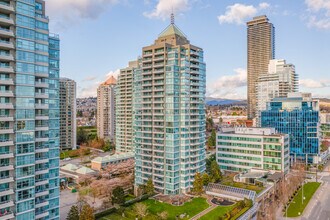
left=190, top=196, right=217, bottom=220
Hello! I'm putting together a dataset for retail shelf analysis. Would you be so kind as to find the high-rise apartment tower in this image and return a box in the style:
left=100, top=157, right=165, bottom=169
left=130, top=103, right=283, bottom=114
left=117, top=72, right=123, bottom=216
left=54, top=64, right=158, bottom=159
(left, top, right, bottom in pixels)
left=97, top=76, right=116, bottom=141
left=0, top=0, right=60, bottom=219
left=247, top=15, right=275, bottom=119
left=134, top=17, right=206, bottom=195
left=116, top=61, right=137, bottom=152
left=59, top=78, right=77, bottom=150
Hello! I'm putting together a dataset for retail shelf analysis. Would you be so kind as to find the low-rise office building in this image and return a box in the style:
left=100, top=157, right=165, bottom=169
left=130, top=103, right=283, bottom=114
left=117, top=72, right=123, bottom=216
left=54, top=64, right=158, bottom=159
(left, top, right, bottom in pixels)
left=216, top=127, right=290, bottom=173
left=91, top=152, right=134, bottom=171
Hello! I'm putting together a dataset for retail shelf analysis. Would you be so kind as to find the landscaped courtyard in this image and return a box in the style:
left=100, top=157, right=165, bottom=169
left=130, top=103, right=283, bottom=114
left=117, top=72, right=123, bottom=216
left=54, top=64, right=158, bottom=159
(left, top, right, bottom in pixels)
left=286, top=182, right=321, bottom=217
left=221, top=174, right=264, bottom=194
left=99, top=197, right=209, bottom=220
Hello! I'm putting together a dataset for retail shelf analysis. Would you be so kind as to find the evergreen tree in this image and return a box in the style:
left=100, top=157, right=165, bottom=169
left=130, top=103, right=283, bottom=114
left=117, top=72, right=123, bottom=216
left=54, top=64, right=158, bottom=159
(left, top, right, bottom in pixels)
left=210, top=160, right=222, bottom=183
left=145, top=178, right=155, bottom=195
left=112, top=186, right=125, bottom=205
left=202, top=173, right=210, bottom=186
left=67, top=205, right=79, bottom=220
left=192, top=172, right=204, bottom=195
left=79, top=204, right=95, bottom=220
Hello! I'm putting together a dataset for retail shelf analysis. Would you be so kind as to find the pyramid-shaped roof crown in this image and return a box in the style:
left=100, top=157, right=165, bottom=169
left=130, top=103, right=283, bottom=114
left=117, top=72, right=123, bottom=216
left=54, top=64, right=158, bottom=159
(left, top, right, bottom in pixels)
left=102, top=76, right=117, bottom=85
left=159, top=24, right=187, bottom=38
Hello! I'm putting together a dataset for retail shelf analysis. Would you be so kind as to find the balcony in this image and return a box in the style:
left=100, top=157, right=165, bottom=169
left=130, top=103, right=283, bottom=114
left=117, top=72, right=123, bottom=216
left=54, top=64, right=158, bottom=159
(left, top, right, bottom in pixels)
left=35, top=157, right=49, bottom=164
left=0, top=41, right=13, bottom=50
left=0, top=200, right=14, bottom=210
left=0, top=64, right=13, bottom=73
left=0, top=211, right=14, bottom=220
left=35, top=82, right=49, bottom=88
left=0, top=78, right=13, bottom=85
left=35, top=147, right=49, bottom=153
left=0, top=91, right=13, bottom=98
left=0, top=127, right=13, bottom=134
left=0, top=15, right=13, bottom=26
left=0, top=163, right=13, bottom=172
left=0, top=27, right=14, bottom=38
left=35, top=210, right=49, bottom=219
left=35, top=125, right=49, bottom=131
left=35, top=104, right=49, bottom=109
left=0, top=2, right=14, bottom=13
left=0, top=176, right=12, bottom=184
left=0, top=140, right=13, bottom=147
left=35, top=168, right=49, bottom=175
left=0, top=152, right=13, bottom=159
left=36, top=115, right=49, bottom=120
left=0, top=52, right=13, bottom=62
left=35, top=72, right=49, bottom=78
left=35, top=137, right=49, bottom=142
left=35, top=179, right=48, bottom=186
left=0, top=188, right=13, bottom=197
left=35, top=200, right=49, bottom=209
left=35, top=93, right=49, bottom=99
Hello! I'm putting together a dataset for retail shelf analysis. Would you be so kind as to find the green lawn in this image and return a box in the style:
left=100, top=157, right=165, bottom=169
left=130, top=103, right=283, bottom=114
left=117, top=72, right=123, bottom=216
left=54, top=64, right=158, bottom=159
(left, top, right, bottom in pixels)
left=99, top=197, right=209, bottom=220
left=286, top=182, right=321, bottom=217
left=199, top=205, right=233, bottom=220
left=221, top=175, right=264, bottom=194
left=142, top=197, right=209, bottom=219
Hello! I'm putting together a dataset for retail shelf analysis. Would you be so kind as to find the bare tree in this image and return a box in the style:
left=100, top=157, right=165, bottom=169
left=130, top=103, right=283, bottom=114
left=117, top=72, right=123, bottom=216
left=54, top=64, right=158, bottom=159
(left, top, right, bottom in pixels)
left=133, top=203, right=148, bottom=218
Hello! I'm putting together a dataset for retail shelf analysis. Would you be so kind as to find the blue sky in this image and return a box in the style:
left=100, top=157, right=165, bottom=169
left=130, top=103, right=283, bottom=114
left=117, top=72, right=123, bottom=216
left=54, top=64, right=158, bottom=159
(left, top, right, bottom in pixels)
left=46, top=0, right=330, bottom=99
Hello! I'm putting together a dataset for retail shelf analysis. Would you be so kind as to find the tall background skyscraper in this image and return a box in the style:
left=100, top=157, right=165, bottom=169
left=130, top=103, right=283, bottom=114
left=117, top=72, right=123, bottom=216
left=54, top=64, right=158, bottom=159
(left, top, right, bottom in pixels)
left=0, top=0, right=60, bottom=219
left=60, top=77, right=77, bottom=150
left=133, top=17, right=206, bottom=195
left=116, top=61, right=137, bottom=153
left=97, top=76, right=116, bottom=141
left=247, top=15, right=275, bottom=119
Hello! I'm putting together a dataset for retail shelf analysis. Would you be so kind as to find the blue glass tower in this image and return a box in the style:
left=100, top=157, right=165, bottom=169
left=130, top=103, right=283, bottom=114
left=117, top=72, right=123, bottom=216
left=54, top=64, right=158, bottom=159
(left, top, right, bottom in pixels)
left=0, top=0, right=60, bottom=219
left=261, top=93, right=320, bottom=162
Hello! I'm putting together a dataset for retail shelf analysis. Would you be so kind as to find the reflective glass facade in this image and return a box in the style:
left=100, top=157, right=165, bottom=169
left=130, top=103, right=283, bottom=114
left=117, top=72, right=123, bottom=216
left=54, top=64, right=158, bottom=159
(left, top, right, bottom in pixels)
left=134, top=23, right=206, bottom=195
left=261, top=94, right=320, bottom=162
left=0, top=0, right=60, bottom=219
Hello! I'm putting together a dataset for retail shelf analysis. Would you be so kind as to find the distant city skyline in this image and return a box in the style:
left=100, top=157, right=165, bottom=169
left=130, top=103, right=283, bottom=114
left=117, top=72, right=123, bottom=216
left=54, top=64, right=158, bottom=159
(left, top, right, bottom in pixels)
left=46, top=0, right=330, bottom=99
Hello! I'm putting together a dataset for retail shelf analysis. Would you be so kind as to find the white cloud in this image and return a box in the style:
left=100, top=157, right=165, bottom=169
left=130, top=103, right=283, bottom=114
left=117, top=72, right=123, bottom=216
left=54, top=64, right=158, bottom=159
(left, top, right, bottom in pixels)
left=144, top=0, right=190, bottom=20
left=46, top=0, right=118, bottom=30
left=106, top=69, right=120, bottom=79
left=207, top=68, right=247, bottom=99
left=218, top=2, right=270, bottom=25
left=300, top=79, right=330, bottom=88
left=305, top=0, right=330, bottom=29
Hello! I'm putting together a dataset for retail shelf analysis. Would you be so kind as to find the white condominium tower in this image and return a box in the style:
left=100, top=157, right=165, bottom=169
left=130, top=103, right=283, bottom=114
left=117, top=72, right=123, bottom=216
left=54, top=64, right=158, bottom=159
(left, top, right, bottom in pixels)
left=97, top=76, right=116, bottom=141
left=256, top=59, right=298, bottom=123
left=116, top=61, right=137, bottom=152
left=59, top=77, right=77, bottom=150
left=134, top=17, right=206, bottom=195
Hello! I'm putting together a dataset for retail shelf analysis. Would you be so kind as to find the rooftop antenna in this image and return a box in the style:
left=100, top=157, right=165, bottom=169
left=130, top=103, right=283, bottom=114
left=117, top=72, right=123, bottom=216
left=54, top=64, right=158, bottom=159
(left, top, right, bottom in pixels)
left=171, top=7, right=175, bottom=24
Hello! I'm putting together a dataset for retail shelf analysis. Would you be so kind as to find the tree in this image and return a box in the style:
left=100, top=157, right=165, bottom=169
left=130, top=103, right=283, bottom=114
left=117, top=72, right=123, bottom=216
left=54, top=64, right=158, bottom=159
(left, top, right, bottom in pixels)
left=67, top=205, right=79, bottom=220
left=206, top=154, right=216, bottom=174
left=77, top=127, right=87, bottom=145
left=207, top=129, right=216, bottom=148
left=79, top=204, right=94, bottom=220
left=145, top=178, right=155, bottom=195
left=157, top=211, right=168, bottom=220
left=102, top=140, right=113, bottom=152
left=210, top=160, right=222, bottom=183
left=192, top=172, right=204, bottom=195
left=206, top=117, right=214, bottom=132
left=133, top=203, right=148, bottom=219
left=202, top=173, right=210, bottom=186
left=112, top=186, right=125, bottom=205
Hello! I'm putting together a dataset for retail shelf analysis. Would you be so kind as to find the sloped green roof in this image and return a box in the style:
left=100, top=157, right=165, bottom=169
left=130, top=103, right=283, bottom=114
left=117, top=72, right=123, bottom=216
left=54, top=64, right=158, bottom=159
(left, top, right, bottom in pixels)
left=159, top=24, right=187, bottom=38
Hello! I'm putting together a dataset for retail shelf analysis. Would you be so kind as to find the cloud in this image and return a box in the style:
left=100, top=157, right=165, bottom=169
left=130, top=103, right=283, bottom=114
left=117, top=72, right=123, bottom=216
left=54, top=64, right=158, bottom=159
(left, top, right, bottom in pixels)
left=144, top=0, right=190, bottom=20
left=218, top=2, right=270, bottom=25
left=207, top=68, right=247, bottom=99
left=106, top=69, right=120, bottom=79
left=300, top=79, right=330, bottom=88
left=305, top=0, right=330, bottom=29
left=46, top=0, right=118, bottom=30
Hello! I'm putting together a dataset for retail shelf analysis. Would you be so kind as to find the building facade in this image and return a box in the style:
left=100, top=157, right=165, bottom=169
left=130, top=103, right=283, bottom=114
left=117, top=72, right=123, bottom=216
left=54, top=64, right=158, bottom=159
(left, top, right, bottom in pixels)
left=320, top=113, right=330, bottom=139
left=134, top=18, right=206, bottom=194
left=247, top=15, right=275, bottom=119
left=97, top=76, right=116, bottom=141
left=261, top=93, right=320, bottom=163
left=59, top=78, right=77, bottom=150
left=216, top=127, right=290, bottom=173
left=115, top=61, right=136, bottom=152
left=0, top=0, right=60, bottom=219
left=256, top=59, right=298, bottom=123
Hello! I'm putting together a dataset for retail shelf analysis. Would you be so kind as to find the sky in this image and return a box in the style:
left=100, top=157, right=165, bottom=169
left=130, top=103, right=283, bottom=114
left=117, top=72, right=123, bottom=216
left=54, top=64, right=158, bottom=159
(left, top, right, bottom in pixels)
left=45, top=0, right=330, bottom=99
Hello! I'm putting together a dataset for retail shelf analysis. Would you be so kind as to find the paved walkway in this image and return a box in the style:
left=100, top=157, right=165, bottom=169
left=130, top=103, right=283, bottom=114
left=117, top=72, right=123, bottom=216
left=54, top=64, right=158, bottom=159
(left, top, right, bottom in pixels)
left=190, top=196, right=217, bottom=220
